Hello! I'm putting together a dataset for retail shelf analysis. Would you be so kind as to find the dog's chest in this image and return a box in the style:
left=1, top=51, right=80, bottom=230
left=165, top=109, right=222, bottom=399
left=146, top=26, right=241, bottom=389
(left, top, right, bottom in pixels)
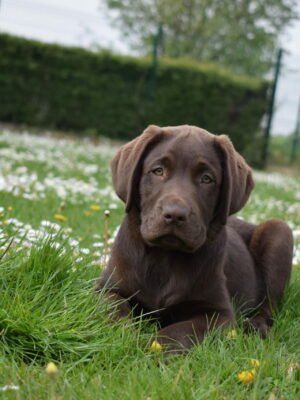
left=134, top=254, right=203, bottom=310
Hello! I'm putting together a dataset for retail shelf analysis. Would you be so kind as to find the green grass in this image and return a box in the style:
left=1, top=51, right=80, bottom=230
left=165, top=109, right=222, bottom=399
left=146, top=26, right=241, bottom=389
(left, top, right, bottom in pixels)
left=0, top=129, right=299, bottom=399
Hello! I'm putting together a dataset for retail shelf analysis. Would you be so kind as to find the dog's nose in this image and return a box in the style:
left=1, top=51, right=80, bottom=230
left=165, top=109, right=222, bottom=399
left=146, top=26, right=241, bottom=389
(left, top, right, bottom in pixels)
left=162, top=204, right=188, bottom=225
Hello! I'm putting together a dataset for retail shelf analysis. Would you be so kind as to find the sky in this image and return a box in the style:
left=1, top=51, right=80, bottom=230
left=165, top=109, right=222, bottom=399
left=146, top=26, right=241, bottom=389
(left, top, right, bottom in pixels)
left=1, top=0, right=300, bottom=135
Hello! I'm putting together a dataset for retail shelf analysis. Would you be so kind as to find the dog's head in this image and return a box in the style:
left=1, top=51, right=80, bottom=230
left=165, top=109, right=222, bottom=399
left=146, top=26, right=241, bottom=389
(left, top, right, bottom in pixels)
left=111, top=125, right=254, bottom=252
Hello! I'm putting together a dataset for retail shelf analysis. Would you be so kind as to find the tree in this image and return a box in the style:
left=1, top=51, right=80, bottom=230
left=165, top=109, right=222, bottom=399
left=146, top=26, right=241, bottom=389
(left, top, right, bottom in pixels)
left=102, top=0, right=298, bottom=76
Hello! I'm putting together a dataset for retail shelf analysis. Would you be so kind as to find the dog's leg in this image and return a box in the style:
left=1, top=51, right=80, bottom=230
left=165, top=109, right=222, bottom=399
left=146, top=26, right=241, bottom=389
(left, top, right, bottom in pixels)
left=97, top=279, right=132, bottom=320
left=248, top=219, right=293, bottom=336
left=153, top=311, right=235, bottom=354
left=96, top=264, right=133, bottom=320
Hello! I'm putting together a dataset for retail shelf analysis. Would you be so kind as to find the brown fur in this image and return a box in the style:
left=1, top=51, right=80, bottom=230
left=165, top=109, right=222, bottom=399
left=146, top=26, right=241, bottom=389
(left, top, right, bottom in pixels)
left=97, top=125, right=293, bottom=352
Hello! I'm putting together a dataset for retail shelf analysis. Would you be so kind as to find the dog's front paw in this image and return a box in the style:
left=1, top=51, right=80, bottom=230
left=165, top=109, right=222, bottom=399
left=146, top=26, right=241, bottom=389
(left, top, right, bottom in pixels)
left=151, top=324, right=199, bottom=355
left=149, top=337, right=188, bottom=357
left=243, top=316, right=271, bottom=338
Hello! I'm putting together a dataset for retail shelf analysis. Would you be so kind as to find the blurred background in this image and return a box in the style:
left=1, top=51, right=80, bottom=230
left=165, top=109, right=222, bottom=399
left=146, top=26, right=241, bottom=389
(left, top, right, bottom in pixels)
left=0, top=0, right=300, bottom=168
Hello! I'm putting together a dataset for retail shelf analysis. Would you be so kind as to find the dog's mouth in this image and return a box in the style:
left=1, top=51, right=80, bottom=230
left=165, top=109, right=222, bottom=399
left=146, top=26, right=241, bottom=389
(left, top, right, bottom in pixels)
left=148, top=234, right=196, bottom=253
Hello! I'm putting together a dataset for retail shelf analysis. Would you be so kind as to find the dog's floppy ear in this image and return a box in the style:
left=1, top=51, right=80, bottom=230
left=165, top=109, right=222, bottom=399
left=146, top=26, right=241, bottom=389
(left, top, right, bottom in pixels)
left=111, top=125, right=164, bottom=212
left=213, top=135, right=254, bottom=225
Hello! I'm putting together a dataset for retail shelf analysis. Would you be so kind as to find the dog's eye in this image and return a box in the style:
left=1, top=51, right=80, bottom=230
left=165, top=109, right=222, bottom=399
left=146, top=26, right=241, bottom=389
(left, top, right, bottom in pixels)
left=201, top=174, right=214, bottom=184
left=152, top=167, right=164, bottom=176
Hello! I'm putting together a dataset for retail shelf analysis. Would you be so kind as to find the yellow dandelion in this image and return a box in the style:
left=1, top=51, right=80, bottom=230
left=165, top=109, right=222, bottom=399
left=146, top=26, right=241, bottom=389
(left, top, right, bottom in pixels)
left=150, top=340, right=162, bottom=353
left=227, top=329, right=237, bottom=339
left=90, top=204, right=101, bottom=211
left=250, top=359, right=261, bottom=367
left=46, top=362, right=58, bottom=377
left=7, top=206, right=13, bottom=212
left=54, top=214, right=67, bottom=222
left=237, top=369, right=256, bottom=384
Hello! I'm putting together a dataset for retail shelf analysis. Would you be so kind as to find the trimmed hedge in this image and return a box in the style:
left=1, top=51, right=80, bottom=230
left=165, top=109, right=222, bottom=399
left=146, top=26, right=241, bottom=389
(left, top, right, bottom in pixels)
left=0, top=33, right=268, bottom=153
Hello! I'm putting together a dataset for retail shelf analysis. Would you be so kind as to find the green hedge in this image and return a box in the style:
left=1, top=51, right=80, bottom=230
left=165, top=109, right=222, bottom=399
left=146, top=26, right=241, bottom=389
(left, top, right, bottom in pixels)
left=0, top=33, right=268, bottom=153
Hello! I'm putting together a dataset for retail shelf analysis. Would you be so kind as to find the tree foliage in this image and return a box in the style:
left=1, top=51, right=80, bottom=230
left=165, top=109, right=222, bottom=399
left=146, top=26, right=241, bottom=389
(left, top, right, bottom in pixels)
left=103, top=0, right=298, bottom=76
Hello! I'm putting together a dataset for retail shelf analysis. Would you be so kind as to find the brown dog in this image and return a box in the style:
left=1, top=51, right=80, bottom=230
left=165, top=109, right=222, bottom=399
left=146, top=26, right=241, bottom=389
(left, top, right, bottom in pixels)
left=97, top=125, right=293, bottom=352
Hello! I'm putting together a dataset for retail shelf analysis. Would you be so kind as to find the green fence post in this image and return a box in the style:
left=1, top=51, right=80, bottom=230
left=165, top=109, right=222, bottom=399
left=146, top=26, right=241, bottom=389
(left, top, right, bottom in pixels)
left=261, top=48, right=283, bottom=168
left=148, top=24, right=163, bottom=99
left=290, top=96, right=300, bottom=164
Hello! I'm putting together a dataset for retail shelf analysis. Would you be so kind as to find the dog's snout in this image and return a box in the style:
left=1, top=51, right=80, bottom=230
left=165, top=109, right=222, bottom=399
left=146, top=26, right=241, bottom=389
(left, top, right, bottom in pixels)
left=162, top=204, right=188, bottom=225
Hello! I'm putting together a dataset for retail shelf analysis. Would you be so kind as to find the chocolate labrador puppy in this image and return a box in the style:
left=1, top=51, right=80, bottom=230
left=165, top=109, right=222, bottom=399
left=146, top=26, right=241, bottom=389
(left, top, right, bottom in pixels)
left=97, top=125, right=293, bottom=352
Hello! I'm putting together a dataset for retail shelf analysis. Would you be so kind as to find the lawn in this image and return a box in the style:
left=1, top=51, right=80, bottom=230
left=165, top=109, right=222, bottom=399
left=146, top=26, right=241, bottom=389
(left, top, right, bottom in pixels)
left=0, top=128, right=299, bottom=399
